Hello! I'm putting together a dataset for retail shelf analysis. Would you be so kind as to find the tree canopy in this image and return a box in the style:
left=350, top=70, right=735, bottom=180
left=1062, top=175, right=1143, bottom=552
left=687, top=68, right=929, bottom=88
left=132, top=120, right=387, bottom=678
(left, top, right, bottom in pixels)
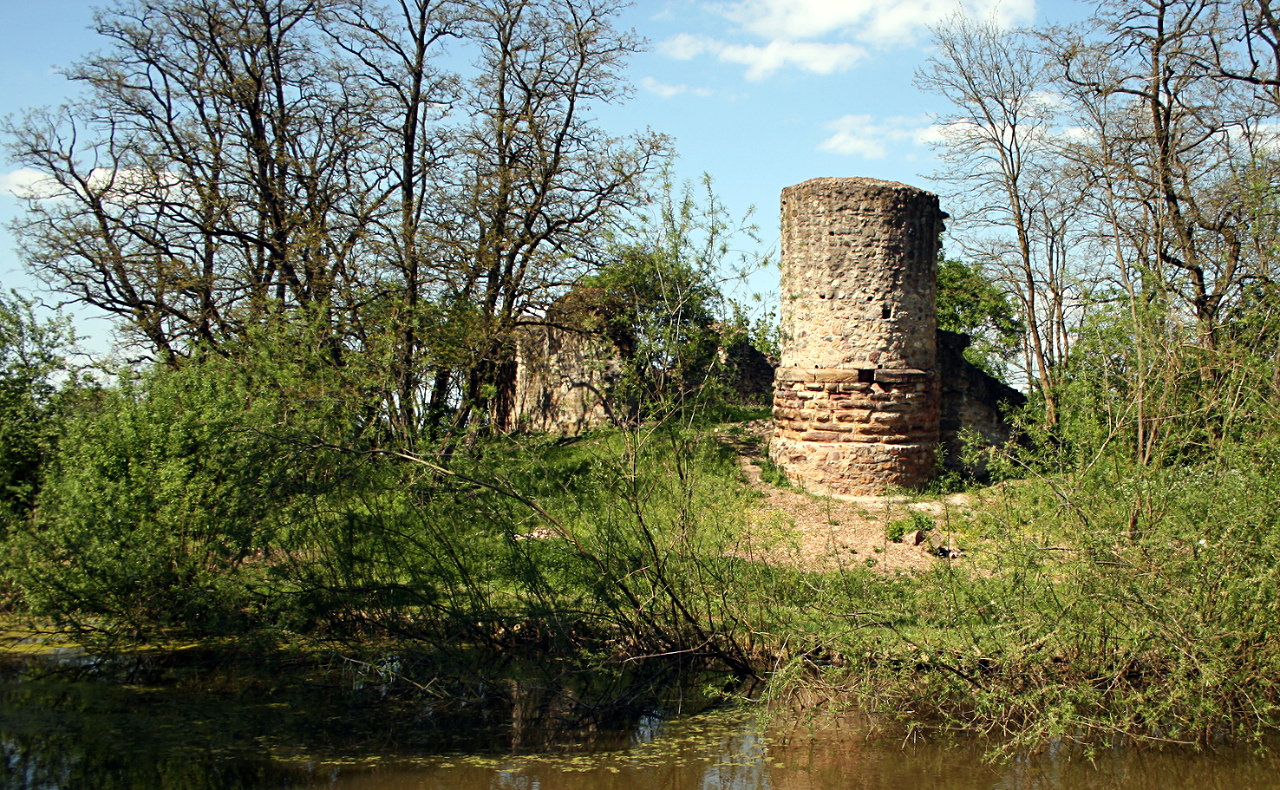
left=3, top=0, right=669, bottom=445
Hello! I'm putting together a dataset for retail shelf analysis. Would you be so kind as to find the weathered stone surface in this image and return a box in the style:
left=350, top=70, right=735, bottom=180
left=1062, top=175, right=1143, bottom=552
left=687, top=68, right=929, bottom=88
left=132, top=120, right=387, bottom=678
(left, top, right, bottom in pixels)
left=510, top=293, right=778, bottom=435
left=770, top=435, right=939, bottom=496
left=511, top=325, right=620, bottom=436
left=512, top=178, right=1022, bottom=493
left=936, top=329, right=1027, bottom=477
left=874, top=368, right=928, bottom=384
left=769, top=177, right=945, bottom=495
left=777, top=178, right=944, bottom=372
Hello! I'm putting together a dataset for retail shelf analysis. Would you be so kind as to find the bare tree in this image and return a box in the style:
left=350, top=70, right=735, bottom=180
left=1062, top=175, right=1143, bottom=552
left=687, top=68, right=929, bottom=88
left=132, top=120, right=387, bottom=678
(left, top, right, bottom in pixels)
left=327, top=0, right=462, bottom=444
left=1053, top=0, right=1270, bottom=350
left=4, top=0, right=391, bottom=362
left=5, top=0, right=667, bottom=446
left=917, top=15, right=1089, bottom=425
left=441, top=0, right=670, bottom=436
left=1039, top=0, right=1280, bottom=460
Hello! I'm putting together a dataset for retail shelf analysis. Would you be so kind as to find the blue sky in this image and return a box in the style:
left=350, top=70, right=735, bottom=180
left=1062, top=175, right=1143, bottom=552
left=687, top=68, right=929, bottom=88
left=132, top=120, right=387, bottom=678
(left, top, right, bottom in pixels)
left=0, top=0, right=1092, bottom=353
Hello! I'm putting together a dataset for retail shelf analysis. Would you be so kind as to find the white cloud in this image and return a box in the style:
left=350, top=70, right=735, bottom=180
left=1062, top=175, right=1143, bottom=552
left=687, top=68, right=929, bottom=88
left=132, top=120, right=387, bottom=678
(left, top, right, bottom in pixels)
left=0, top=168, right=59, bottom=200
left=660, top=33, right=717, bottom=60
left=640, top=76, right=714, bottom=98
left=818, top=114, right=936, bottom=158
left=666, top=0, right=1037, bottom=78
left=659, top=34, right=865, bottom=79
left=914, top=123, right=949, bottom=146
left=719, top=0, right=1036, bottom=45
left=3, top=166, right=191, bottom=207
left=1251, top=122, right=1280, bottom=151
left=1057, top=125, right=1095, bottom=143
left=932, top=117, right=1071, bottom=149
left=1029, top=89, right=1069, bottom=111
left=718, top=40, right=866, bottom=79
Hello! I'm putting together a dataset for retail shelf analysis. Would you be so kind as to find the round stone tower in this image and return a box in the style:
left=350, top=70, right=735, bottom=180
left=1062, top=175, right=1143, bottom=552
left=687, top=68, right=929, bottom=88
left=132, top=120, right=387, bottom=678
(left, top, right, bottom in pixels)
left=769, top=177, right=946, bottom=495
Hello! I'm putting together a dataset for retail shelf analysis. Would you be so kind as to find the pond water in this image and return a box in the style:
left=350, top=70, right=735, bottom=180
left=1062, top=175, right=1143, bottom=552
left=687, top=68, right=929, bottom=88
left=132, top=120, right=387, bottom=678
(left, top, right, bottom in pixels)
left=312, top=716, right=1280, bottom=790
left=3, top=651, right=1280, bottom=790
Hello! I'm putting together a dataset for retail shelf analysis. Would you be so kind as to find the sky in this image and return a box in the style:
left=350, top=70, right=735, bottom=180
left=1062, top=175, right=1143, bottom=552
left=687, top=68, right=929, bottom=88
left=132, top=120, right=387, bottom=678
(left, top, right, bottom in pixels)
left=0, top=0, right=1095, bottom=354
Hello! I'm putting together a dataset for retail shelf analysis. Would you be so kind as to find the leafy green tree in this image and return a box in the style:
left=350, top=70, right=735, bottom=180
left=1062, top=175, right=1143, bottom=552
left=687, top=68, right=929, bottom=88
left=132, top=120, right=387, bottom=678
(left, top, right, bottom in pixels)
left=0, top=294, right=77, bottom=530
left=585, top=246, right=721, bottom=417
left=4, top=324, right=388, bottom=636
left=572, top=175, right=766, bottom=418
left=936, top=258, right=1025, bottom=377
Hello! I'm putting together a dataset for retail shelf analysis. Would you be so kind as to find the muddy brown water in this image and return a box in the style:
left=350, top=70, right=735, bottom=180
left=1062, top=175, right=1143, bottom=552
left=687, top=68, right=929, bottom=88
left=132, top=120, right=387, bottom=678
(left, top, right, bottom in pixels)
left=3, top=652, right=1280, bottom=790
left=315, top=717, right=1280, bottom=790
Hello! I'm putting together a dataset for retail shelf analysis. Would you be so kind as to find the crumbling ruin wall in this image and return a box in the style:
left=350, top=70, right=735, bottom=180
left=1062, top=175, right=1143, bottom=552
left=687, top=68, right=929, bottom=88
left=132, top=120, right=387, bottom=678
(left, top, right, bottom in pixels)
left=511, top=324, right=778, bottom=434
left=512, top=177, right=1021, bottom=475
left=937, top=330, right=1026, bottom=476
left=511, top=325, right=620, bottom=436
left=769, top=177, right=947, bottom=495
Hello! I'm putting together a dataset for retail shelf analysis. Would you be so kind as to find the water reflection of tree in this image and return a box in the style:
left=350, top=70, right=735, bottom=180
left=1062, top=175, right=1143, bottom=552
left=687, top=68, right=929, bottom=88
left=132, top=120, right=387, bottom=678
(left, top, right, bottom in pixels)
left=0, top=676, right=315, bottom=789
left=699, top=730, right=771, bottom=790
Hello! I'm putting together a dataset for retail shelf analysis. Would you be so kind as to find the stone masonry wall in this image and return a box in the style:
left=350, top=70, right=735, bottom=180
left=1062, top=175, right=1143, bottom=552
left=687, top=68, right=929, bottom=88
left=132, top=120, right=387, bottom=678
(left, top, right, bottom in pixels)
left=937, top=329, right=1026, bottom=477
left=769, top=177, right=947, bottom=495
left=511, top=325, right=620, bottom=436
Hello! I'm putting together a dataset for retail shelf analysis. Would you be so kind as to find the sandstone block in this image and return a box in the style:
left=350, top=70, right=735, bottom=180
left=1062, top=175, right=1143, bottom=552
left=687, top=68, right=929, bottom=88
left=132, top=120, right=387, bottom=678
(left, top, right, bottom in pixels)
left=799, top=430, right=844, bottom=442
left=873, top=368, right=928, bottom=384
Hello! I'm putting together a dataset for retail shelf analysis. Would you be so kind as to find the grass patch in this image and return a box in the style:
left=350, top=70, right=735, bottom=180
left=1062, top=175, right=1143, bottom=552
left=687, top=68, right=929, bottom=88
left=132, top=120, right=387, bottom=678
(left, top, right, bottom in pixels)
left=885, top=511, right=935, bottom=543
left=752, top=456, right=795, bottom=489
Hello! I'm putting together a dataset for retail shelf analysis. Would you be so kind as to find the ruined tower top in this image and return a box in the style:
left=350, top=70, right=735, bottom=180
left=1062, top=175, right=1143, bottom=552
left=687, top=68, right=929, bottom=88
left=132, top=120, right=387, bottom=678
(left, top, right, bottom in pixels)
left=779, top=177, right=945, bottom=373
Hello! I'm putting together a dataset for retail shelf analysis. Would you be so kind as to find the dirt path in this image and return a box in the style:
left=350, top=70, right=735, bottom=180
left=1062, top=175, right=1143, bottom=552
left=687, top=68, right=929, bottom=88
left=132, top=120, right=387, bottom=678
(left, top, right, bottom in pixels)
left=719, top=420, right=974, bottom=573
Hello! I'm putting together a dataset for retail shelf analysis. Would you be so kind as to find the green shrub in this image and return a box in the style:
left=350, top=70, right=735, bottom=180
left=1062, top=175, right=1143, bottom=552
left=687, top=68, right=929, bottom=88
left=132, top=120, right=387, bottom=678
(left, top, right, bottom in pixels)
left=886, top=511, right=935, bottom=543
